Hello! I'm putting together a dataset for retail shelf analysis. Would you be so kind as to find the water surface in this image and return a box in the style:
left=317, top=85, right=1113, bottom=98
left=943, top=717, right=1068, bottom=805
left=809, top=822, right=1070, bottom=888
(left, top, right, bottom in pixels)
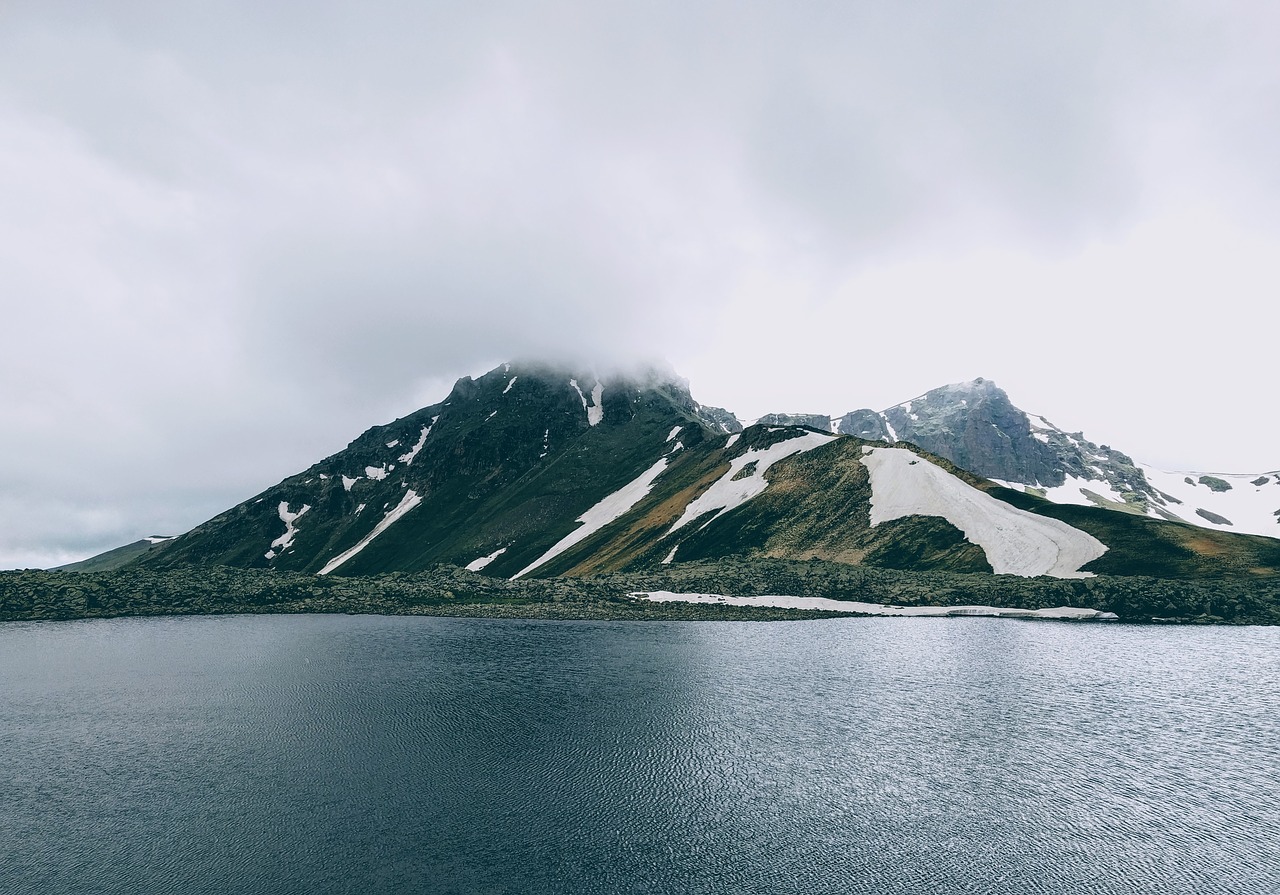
left=1, top=615, right=1277, bottom=894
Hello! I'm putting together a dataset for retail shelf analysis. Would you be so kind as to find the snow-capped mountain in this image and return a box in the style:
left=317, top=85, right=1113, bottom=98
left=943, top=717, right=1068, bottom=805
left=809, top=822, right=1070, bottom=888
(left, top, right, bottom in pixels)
left=132, top=363, right=1280, bottom=582
left=823, top=378, right=1279, bottom=539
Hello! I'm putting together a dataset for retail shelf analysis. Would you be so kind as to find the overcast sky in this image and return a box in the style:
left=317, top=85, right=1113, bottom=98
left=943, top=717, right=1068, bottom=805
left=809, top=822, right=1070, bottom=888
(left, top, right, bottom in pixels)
left=3, top=1, right=1278, bottom=568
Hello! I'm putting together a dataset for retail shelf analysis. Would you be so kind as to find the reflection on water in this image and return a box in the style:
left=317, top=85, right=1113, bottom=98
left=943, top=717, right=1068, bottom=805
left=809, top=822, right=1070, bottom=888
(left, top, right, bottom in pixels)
left=1, top=615, right=1277, bottom=894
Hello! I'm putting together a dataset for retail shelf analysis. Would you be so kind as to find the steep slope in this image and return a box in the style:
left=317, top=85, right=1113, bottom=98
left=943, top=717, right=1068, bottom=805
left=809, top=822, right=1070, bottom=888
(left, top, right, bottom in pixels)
left=835, top=379, right=1280, bottom=539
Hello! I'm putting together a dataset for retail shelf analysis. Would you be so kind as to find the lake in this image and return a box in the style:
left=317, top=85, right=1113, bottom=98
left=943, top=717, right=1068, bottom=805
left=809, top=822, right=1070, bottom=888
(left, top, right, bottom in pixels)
left=1, top=615, right=1277, bottom=894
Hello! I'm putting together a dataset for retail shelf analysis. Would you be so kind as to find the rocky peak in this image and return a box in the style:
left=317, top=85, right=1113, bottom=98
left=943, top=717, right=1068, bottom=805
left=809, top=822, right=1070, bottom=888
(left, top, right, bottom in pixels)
left=836, top=379, right=1063, bottom=487
left=756, top=413, right=833, bottom=432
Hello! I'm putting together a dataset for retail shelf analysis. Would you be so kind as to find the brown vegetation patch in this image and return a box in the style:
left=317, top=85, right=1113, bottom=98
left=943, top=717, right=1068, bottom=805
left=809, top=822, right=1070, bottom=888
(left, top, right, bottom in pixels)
left=1183, top=536, right=1228, bottom=557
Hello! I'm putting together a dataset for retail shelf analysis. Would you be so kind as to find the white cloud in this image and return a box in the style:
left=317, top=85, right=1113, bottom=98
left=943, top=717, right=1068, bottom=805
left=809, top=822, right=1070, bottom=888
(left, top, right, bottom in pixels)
left=2, top=0, right=1278, bottom=566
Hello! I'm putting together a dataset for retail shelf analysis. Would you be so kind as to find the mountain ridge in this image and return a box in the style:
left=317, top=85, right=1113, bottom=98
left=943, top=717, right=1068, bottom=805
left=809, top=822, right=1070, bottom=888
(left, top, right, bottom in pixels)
left=115, top=361, right=1280, bottom=586
left=817, top=377, right=1279, bottom=538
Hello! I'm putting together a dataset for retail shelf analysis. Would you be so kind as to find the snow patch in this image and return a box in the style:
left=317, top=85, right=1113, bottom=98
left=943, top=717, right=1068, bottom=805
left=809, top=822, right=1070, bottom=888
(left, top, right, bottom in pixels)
left=881, top=413, right=898, bottom=442
left=365, top=465, right=389, bottom=481
left=862, top=447, right=1107, bottom=578
left=635, top=592, right=1117, bottom=620
left=503, top=376, right=518, bottom=394
left=269, top=501, right=311, bottom=556
left=725, top=433, right=741, bottom=449
left=398, top=417, right=437, bottom=466
left=342, top=475, right=359, bottom=491
left=465, top=547, right=508, bottom=572
left=513, top=457, right=670, bottom=579
left=143, top=535, right=174, bottom=545
left=662, top=545, right=678, bottom=565
left=666, top=426, right=683, bottom=442
left=319, top=489, right=422, bottom=575
left=385, top=440, right=399, bottom=449
left=569, top=378, right=604, bottom=426
left=355, top=503, right=366, bottom=515
left=487, top=410, right=498, bottom=421
left=669, top=431, right=836, bottom=534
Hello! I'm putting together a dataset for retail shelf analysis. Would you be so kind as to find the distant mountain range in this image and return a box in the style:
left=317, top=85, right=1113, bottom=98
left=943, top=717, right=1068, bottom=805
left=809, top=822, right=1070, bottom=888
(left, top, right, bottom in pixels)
left=104, top=362, right=1277, bottom=583
left=791, top=377, right=1279, bottom=539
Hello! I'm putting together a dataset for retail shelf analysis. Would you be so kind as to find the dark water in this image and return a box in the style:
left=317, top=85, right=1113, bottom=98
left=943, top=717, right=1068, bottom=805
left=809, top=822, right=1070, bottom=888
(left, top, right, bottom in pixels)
left=1, top=616, right=1278, bottom=895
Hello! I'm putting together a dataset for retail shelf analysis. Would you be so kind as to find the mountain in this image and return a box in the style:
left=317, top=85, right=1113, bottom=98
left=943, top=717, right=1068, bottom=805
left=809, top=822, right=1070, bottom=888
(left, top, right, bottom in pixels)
left=132, top=362, right=1280, bottom=584
left=143, top=363, right=743, bottom=577
left=830, top=378, right=1280, bottom=539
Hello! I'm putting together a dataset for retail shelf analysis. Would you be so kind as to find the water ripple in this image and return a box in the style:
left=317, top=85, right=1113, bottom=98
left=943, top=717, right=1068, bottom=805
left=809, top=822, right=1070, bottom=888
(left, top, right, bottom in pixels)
left=0, top=616, right=1277, bottom=894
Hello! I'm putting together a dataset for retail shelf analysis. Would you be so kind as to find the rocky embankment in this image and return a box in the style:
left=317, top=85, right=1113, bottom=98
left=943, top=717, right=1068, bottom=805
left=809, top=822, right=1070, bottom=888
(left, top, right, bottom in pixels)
left=3, top=560, right=1277, bottom=625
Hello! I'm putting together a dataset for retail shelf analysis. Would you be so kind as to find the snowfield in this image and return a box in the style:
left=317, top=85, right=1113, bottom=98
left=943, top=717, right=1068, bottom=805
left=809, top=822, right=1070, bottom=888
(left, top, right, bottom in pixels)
left=861, top=447, right=1107, bottom=578
left=668, top=431, right=836, bottom=534
left=997, top=459, right=1280, bottom=539
left=634, top=591, right=1117, bottom=620
left=1137, top=464, right=1280, bottom=537
left=512, top=456, right=670, bottom=579
left=1034, top=473, right=1136, bottom=507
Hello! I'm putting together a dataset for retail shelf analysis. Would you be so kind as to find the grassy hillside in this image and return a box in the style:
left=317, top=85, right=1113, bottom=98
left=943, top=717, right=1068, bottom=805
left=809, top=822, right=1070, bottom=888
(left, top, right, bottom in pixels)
left=52, top=539, right=167, bottom=573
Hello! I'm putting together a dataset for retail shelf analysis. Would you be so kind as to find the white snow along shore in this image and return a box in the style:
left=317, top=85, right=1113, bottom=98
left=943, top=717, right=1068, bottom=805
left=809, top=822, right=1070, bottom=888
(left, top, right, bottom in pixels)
left=513, top=456, right=670, bottom=579
left=635, top=591, right=1117, bottom=620
left=861, top=447, right=1107, bottom=578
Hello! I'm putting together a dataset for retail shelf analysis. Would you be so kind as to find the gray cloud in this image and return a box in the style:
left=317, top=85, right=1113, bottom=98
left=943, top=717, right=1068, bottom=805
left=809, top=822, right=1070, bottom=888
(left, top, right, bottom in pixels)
left=3, top=1, right=1279, bottom=566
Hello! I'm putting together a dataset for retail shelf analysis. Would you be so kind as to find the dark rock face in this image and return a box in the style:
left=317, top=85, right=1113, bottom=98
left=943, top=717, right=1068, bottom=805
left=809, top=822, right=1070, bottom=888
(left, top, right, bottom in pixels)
left=888, top=379, right=1064, bottom=486
left=757, top=413, right=832, bottom=431
left=1198, top=476, right=1232, bottom=493
left=841, top=379, right=1066, bottom=487
left=837, top=409, right=891, bottom=441
left=835, top=379, right=1158, bottom=508
left=1196, top=508, right=1233, bottom=526
left=694, top=405, right=744, bottom=434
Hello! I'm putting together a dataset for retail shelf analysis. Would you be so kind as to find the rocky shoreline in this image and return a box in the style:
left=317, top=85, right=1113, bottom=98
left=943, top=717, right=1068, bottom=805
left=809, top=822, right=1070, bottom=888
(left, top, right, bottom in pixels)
left=2, top=559, right=1277, bottom=625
